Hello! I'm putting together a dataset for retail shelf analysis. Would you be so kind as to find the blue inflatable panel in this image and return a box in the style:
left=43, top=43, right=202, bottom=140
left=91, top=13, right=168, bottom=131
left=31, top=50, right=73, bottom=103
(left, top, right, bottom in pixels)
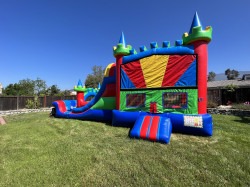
left=84, top=92, right=97, bottom=101
left=63, top=100, right=77, bottom=111
left=130, top=113, right=172, bottom=144
left=111, top=111, right=212, bottom=137
left=175, top=59, right=197, bottom=86
left=168, top=113, right=213, bottom=136
left=123, top=46, right=194, bottom=64
left=121, top=69, right=136, bottom=89
left=157, top=117, right=172, bottom=144
left=112, top=110, right=146, bottom=127
left=67, top=109, right=113, bottom=122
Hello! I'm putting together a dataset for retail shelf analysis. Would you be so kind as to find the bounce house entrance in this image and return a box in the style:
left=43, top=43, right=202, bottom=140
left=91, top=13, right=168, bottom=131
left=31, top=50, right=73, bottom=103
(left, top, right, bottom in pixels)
left=150, top=102, right=157, bottom=113
left=130, top=113, right=172, bottom=144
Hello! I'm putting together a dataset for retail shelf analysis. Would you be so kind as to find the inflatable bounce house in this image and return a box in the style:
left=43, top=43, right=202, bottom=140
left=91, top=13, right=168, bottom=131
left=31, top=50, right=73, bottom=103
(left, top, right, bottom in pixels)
left=52, top=12, right=213, bottom=144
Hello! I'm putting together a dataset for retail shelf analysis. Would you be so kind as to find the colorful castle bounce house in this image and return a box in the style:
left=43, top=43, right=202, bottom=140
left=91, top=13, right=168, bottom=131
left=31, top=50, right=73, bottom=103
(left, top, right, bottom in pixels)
left=52, top=12, right=213, bottom=144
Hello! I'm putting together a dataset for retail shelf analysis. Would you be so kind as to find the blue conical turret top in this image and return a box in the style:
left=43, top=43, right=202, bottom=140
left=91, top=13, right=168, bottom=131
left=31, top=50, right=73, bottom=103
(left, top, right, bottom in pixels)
left=77, top=79, right=83, bottom=87
left=189, top=11, right=202, bottom=34
left=119, top=32, right=126, bottom=47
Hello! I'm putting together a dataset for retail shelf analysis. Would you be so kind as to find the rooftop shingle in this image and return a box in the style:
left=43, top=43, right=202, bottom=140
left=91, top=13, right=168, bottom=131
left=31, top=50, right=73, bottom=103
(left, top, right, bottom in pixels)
left=208, top=80, right=250, bottom=88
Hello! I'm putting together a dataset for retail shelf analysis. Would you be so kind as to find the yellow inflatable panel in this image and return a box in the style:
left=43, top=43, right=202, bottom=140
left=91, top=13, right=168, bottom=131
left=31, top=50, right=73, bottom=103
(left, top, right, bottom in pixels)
left=104, top=63, right=115, bottom=77
left=140, top=55, right=169, bottom=88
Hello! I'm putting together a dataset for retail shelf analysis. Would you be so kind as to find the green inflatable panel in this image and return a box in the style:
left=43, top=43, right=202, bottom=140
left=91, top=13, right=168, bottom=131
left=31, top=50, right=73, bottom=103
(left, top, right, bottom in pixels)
left=91, top=97, right=116, bottom=110
left=120, top=89, right=198, bottom=114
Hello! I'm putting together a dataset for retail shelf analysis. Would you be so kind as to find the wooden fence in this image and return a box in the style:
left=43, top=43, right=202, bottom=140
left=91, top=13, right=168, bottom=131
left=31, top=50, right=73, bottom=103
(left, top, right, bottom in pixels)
left=0, top=96, right=76, bottom=111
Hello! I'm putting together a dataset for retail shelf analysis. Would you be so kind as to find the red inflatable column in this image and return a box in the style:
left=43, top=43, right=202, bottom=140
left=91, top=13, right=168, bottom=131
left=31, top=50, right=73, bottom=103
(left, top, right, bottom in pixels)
left=77, top=91, right=84, bottom=107
left=194, top=41, right=208, bottom=114
left=182, top=12, right=212, bottom=114
left=113, top=32, right=131, bottom=110
left=115, top=55, right=123, bottom=110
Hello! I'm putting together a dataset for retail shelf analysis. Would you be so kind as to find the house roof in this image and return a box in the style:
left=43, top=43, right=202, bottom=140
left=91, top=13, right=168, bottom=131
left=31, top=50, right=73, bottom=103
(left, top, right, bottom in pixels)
left=208, top=79, right=250, bottom=89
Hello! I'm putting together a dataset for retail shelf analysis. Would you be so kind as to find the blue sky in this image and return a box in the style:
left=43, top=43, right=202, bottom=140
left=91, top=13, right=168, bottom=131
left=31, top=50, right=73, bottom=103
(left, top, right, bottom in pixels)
left=0, top=0, right=249, bottom=90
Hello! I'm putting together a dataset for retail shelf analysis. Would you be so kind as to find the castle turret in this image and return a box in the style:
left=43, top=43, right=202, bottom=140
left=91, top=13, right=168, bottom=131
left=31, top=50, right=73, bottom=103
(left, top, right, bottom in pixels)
left=74, top=79, right=87, bottom=107
left=113, top=32, right=132, bottom=110
left=182, top=12, right=212, bottom=114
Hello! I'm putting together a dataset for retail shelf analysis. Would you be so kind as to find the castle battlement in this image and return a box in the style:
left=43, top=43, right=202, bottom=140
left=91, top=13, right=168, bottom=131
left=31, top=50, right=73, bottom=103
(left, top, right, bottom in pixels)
left=113, top=11, right=212, bottom=59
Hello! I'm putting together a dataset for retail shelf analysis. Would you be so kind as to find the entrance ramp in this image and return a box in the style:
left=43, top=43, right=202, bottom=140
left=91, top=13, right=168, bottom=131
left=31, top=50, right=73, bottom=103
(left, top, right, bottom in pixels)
left=130, top=113, right=172, bottom=144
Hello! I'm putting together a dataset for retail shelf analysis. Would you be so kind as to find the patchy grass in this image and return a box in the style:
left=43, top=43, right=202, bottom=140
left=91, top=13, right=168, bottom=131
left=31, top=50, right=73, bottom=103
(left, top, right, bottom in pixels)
left=0, top=112, right=249, bottom=186
left=231, top=103, right=250, bottom=110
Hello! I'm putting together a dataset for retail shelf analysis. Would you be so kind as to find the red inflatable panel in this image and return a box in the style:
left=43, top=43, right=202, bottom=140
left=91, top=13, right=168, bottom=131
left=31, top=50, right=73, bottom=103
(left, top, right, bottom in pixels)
left=140, top=116, right=151, bottom=139
left=121, top=60, right=146, bottom=88
left=102, top=83, right=116, bottom=97
left=77, top=92, right=88, bottom=107
left=162, top=55, right=195, bottom=86
left=57, top=100, right=67, bottom=113
left=109, top=64, right=116, bottom=76
left=148, top=116, right=160, bottom=141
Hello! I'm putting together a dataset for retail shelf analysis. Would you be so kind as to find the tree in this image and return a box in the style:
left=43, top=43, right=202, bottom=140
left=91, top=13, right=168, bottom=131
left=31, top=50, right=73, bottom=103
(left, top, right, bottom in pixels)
left=60, top=89, right=71, bottom=96
left=3, top=83, right=20, bottom=96
left=85, top=65, right=104, bottom=88
left=18, top=79, right=35, bottom=95
left=34, top=78, right=47, bottom=96
left=3, top=78, right=48, bottom=96
left=225, top=68, right=239, bottom=80
left=46, top=85, right=60, bottom=96
left=208, top=71, right=216, bottom=81
left=3, top=79, right=35, bottom=96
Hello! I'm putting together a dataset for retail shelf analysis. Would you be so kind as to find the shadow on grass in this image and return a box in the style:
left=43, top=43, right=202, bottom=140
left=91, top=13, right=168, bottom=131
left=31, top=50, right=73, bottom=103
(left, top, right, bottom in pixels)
left=104, top=122, right=112, bottom=127
left=104, top=122, right=132, bottom=129
left=233, top=115, right=250, bottom=125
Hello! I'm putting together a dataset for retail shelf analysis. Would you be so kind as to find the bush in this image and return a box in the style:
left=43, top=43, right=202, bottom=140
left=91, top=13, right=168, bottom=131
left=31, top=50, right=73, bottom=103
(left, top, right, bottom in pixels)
left=25, top=96, right=41, bottom=109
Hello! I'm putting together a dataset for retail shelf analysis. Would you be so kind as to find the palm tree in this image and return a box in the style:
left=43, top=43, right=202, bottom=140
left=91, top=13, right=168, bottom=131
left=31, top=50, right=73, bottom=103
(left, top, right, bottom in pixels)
left=225, top=68, right=239, bottom=80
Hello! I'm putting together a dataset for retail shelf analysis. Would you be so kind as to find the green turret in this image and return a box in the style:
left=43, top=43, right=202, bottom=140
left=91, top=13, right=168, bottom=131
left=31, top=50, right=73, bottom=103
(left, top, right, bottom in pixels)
left=182, top=12, right=212, bottom=45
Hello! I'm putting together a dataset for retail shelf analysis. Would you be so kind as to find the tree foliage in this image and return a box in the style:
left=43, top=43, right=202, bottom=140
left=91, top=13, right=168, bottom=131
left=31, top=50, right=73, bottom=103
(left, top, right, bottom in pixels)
left=225, top=69, right=239, bottom=80
left=2, top=78, right=73, bottom=97
left=4, top=83, right=20, bottom=96
left=46, top=85, right=61, bottom=96
left=208, top=71, right=216, bottom=82
left=85, top=65, right=104, bottom=88
left=3, top=78, right=47, bottom=96
left=4, top=79, right=34, bottom=96
left=34, top=78, right=47, bottom=96
left=18, top=79, right=35, bottom=95
left=224, top=84, right=239, bottom=93
left=60, top=90, right=71, bottom=96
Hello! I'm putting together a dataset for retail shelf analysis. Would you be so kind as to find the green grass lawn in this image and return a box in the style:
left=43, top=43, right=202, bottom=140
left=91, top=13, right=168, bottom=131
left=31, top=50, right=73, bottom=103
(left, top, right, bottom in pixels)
left=0, top=112, right=249, bottom=186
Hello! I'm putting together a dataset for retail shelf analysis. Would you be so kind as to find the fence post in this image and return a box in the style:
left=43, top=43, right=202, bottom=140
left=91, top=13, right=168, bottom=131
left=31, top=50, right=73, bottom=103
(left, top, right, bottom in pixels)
left=17, top=96, right=19, bottom=110
left=44, top=95, right=46, bottom=108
